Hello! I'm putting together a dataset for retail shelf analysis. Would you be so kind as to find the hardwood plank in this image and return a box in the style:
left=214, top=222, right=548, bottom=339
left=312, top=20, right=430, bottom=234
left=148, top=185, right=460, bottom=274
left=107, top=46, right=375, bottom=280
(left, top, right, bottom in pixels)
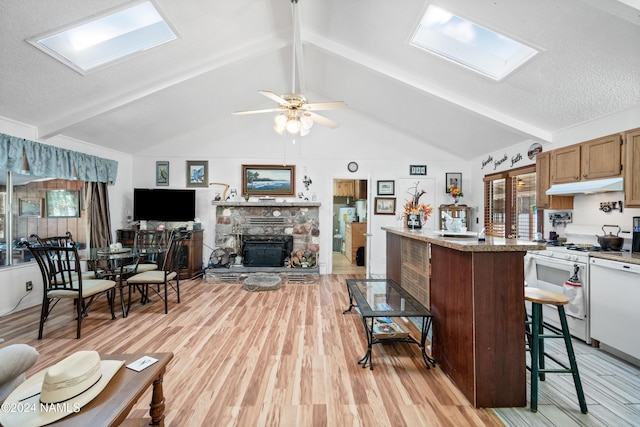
left=1, top=275, right=504, bottom=426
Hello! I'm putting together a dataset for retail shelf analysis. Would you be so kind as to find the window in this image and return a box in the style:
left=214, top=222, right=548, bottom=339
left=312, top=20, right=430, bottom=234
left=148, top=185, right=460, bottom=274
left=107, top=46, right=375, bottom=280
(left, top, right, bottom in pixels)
left=410, top=5, right=538, bottom=80
left=27, top=1, right=177, bottom=75
left=484, top=165, right=538, bottom=239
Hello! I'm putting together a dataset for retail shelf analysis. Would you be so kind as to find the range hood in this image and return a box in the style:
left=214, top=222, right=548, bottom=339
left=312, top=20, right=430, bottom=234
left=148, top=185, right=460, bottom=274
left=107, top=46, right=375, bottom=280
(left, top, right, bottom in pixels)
left=546, top=177, right=623, bottom=195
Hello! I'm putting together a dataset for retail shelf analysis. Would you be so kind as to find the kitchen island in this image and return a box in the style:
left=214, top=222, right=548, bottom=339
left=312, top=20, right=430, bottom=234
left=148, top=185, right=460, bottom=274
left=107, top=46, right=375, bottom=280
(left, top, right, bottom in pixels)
left=382, top=227, right=544, bottom=408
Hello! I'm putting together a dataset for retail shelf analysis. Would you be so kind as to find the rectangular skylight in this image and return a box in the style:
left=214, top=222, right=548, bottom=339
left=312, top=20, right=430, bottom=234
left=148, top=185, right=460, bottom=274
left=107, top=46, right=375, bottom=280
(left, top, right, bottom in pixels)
left=28, top=1, right=176, bottom=75
left=410, top=5, right=538, bottom=80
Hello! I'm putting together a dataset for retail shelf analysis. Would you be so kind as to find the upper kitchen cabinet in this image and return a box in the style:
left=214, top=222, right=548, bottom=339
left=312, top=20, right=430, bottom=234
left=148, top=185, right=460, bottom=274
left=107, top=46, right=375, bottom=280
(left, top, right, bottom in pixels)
left=624, top=128, right=640, bottom=207
left=354, top=180, right=367, bottom=200
left=334, top=179, right=355, bottom=197
left=549, top=134, right=622, bottom=184
left=536, top=152, right=573, bottom=210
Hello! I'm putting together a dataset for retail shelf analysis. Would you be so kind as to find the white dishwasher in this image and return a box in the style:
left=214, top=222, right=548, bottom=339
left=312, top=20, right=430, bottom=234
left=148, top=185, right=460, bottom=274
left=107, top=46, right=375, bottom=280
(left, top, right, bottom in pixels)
left=590, top=257, right=640, bottom=360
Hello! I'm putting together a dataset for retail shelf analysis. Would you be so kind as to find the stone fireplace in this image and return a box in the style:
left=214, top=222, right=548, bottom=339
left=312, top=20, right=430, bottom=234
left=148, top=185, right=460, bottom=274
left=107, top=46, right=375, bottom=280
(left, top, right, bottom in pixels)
left=209, top=201, right=320, bottom=282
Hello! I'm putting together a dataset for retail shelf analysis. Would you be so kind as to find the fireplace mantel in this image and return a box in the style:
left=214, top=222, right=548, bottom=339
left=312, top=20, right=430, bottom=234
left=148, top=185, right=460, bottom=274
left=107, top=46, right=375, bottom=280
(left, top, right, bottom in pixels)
left=212, top=201, right=321, bottom=208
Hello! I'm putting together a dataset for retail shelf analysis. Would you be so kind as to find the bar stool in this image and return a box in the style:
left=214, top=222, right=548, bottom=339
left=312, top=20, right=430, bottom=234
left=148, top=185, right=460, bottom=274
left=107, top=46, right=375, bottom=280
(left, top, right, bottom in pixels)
left=525, top=287, right=587, bottom=414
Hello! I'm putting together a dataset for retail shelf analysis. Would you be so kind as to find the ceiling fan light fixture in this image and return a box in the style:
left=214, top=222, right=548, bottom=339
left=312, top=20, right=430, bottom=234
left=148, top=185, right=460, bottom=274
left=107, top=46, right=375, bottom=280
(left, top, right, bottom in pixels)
left=285, top=117, right=302, bottom=134
left=274, top=113, right=288, bottom=127
left=301, top=114, right=314, bottom=129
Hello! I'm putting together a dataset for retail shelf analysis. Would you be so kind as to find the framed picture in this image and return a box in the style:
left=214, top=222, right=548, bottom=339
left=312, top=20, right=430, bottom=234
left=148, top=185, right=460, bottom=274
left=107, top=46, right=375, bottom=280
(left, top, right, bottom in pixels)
left=377, top=180, right=395, bottom=196
left=186, top=160, right=208, bottom=188
left=242, top=164, right=295, bottom=197
left=410, top=165, right=427, bottom=176
left=19, top=198, right=43, bottom=217
left=156, top=161, right=169, bottom=186
left=445, top=173, right=462, bottom=192
left=374, top=197, right=396, bottom=215
left=46, top=190, right=80, bottom=218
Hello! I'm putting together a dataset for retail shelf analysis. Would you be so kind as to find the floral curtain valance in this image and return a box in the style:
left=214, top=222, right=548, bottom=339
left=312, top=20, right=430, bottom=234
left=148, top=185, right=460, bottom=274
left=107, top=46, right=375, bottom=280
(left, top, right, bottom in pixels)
left=0, top=133, right=118, bottom=183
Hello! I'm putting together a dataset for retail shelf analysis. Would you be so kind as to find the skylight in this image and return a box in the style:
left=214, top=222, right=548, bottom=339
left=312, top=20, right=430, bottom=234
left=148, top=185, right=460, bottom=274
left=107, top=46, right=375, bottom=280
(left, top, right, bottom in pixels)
left=410, top=5, right=538, bottom=80
left=28, top=1, right=177, bottom=75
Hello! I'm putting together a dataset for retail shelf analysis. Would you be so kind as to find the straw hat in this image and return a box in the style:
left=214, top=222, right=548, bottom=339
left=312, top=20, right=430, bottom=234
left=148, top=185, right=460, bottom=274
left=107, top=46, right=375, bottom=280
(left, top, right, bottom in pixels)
left=0, top=351, right=124, bottom=427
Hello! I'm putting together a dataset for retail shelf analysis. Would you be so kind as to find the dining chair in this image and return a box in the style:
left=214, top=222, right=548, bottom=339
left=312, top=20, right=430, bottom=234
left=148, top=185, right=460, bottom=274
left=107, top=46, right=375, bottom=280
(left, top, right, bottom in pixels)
left=131, top=229, right=166, bottom=273
left=126, top=231, right=187, bottom=314
left=30, top=232, right=96, bottom=280
left=21, top=242, right=117, bottom=339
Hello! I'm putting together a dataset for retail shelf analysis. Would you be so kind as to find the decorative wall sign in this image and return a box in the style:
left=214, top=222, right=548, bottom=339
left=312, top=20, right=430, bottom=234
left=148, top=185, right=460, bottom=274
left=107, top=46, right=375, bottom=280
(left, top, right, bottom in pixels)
left=527, top=142, right=543, bottom=159
left=186, top=160, right=208, bottom=187
left=410, top=165, right=427, bottom=175
left=156, top=161, right=169, bottom=186
left=242, top=164, right=296, bottom=196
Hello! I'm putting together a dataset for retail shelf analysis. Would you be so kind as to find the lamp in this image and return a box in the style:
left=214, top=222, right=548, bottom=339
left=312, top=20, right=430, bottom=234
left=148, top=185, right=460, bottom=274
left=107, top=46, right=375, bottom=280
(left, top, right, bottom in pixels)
left=517, top=178, right=525, bottom=191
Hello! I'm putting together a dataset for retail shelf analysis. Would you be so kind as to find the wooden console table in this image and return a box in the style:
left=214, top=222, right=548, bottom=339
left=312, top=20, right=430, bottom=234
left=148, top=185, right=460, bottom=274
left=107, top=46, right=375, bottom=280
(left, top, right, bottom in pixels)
left=48, top=352, right=173, bottom=426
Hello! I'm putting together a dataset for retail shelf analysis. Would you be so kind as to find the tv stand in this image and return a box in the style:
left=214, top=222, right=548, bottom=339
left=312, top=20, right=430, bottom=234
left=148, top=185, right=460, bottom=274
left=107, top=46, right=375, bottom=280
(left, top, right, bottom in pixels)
left=117, top=229, right=203, bottom=279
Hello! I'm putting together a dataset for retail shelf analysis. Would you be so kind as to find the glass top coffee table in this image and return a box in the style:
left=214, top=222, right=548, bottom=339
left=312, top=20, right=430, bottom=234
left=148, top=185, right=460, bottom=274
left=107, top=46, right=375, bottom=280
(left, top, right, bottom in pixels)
left=344, top=278, right=436, bottom=370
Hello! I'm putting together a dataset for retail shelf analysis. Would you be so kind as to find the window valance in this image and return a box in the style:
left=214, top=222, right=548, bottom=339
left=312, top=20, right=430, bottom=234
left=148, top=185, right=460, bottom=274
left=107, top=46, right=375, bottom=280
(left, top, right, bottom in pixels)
left=0, top=133, right=118, bottom=183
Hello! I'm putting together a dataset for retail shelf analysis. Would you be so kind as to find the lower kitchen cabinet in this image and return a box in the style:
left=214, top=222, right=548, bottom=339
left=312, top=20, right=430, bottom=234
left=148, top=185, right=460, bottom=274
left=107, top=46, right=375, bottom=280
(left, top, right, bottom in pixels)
left=344, top=222, right=366, bottom=264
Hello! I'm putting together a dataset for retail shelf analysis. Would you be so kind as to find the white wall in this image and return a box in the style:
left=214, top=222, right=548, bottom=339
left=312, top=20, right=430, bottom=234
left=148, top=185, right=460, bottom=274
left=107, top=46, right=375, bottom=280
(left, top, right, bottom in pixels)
left=129, top=108, right=468, bottom=276
left=0, top=116, right=133, bottom=315
left=469, top=106, right=640, bottom=238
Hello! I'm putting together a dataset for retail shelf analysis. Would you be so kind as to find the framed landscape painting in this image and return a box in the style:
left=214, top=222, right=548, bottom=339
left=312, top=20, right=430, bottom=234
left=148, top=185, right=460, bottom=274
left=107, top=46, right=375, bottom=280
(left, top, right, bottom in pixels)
left=242, top=164, right=295, bottom=196
left=46, top=190, right=80, bottom=218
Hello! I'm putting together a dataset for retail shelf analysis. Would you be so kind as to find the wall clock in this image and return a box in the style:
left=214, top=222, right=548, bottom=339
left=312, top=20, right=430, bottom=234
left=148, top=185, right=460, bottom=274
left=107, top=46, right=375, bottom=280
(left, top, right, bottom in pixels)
left=347, top=161, right=358, bottom=173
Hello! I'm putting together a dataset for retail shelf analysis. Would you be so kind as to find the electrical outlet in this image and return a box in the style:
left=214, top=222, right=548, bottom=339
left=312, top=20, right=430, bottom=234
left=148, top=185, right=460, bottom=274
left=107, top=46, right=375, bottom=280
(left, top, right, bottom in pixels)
left=26, top=281, right=33, bottom=291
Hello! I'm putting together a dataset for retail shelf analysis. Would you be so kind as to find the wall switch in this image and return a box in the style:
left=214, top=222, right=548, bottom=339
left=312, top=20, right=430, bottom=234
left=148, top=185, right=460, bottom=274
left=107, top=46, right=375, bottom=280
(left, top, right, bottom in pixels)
left=26, top=281, right=33, bottom=291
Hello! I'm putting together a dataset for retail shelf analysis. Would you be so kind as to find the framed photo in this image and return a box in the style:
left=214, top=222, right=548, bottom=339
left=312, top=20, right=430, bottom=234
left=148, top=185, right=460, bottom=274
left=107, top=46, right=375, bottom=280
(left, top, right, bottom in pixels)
left=19, top=198, right=43, bottom=217
left=377, top=180, right=395, bottom=196
left=242, top=164, right=295, bottom=197
left=374, top=197, right=396, bottom=215
left=445, top=172, right=462, bottom=192
left=410, top=165, right=427, bottom=176
left=46, top=190, right=80, bottom=218
left=156, top=161, right=169, bottom=186
left=186, top=160, right=208, bottom=188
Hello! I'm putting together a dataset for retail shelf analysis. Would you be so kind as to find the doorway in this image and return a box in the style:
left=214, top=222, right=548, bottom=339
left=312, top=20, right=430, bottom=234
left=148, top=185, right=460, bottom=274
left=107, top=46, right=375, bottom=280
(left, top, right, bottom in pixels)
left=332, top=179, right=367, bottom=274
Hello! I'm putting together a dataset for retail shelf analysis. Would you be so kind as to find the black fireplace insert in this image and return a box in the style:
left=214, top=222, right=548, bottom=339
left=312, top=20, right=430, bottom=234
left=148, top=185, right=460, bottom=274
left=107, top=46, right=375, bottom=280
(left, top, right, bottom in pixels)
left=241, top=235, right=294, bottom=267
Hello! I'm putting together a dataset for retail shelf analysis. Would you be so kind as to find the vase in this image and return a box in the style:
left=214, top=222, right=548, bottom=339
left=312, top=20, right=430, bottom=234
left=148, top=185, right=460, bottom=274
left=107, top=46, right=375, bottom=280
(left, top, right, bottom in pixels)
left=407, top=213, right=422, bottom=229
left=453, top=197, right=459, bottom=206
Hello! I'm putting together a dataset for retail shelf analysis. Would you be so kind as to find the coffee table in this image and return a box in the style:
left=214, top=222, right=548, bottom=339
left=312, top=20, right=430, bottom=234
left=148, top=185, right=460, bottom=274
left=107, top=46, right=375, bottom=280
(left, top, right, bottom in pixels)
left=48, top=352, right=173, bottom=426
left=344, top=279, right=435, bottom=370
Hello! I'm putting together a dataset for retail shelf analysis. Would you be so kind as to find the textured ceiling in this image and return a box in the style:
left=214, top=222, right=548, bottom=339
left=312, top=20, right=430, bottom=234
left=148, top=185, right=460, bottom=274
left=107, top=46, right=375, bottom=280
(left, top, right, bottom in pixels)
left=1, top=0, right=639, bottom=159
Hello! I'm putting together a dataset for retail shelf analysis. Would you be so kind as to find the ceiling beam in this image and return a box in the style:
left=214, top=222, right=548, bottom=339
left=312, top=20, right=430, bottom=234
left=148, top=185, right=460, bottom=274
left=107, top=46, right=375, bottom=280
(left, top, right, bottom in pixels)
left=37, top=37, right=288, bottom=140
left=303, top=30, right=552, bottom=143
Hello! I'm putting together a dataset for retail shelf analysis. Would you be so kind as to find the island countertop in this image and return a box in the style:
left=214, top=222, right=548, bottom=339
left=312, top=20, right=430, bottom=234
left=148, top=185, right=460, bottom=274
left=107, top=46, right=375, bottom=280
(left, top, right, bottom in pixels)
left=381, top=226, right=546, bottom=252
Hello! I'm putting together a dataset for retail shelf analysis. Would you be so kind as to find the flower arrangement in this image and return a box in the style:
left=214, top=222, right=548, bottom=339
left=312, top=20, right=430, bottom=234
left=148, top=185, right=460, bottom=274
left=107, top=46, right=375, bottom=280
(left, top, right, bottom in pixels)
left=448, top=184, right=463, bottom=200
left=404, top=183, right=433, bottom=221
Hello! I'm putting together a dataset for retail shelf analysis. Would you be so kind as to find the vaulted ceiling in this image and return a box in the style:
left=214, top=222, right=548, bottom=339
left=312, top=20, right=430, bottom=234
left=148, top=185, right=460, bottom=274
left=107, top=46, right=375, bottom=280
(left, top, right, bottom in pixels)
left=1, top=0, right=639, bottom=160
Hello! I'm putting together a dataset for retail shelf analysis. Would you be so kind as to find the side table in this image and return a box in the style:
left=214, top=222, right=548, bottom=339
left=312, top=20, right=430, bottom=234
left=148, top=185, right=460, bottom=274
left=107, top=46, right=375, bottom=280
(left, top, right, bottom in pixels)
left=344, top=278, right=435, bottom=370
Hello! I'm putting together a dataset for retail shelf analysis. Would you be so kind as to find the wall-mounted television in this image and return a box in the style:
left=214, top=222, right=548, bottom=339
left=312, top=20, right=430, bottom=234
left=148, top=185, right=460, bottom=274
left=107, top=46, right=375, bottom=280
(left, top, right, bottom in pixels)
left=133, top=188, right=196, bottom=222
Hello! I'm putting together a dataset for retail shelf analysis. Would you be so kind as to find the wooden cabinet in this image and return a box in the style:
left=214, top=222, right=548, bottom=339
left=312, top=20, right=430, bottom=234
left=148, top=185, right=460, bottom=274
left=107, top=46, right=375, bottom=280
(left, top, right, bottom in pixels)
left=536, top=152, right=573, bottom=210
left=181, top=230, right=203, bottom=279
left=549, top=134, right=622, bottom=184
left=624, top=128, right=640, bottom=207
left=344, top=222, right=366, bottom=264
left=581, top=134, right=622, bottom=180
left=438, top=204, right=470, bottom=230
left=354, top=180, right=367, bottom=200
left=550, top=145, right=581, bottom=184
left=116, top=229, right=203, bottom=279
left=334, top=180, right=355, bottom=197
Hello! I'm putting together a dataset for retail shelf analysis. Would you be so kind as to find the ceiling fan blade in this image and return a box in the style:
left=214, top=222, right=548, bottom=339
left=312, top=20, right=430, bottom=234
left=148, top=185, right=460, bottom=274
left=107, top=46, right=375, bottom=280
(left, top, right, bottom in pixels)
left=232, top=108, right=282, bottom=115
left=258, top=90, right=291, bottom=106
left=304, top=101, right=347, bottom=111
left=306, top=111, right=340, bottom=129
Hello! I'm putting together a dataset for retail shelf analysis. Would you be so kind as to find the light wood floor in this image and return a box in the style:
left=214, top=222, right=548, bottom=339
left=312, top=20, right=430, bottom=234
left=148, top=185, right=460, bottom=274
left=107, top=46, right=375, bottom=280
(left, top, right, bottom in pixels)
left=332, top=251, right=365, bottom=275
left=1, top=275, right=639, bottom=426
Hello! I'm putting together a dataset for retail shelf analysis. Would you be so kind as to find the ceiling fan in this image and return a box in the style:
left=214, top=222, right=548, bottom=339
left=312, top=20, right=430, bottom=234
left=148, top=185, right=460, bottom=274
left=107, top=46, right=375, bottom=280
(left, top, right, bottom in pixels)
left=232, top=0, right=346, bottom=136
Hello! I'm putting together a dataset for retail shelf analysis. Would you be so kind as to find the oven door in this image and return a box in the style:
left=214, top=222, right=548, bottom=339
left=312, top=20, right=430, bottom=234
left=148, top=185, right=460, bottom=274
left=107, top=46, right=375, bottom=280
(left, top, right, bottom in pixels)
left=524, top=253, right=590, bottom=343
